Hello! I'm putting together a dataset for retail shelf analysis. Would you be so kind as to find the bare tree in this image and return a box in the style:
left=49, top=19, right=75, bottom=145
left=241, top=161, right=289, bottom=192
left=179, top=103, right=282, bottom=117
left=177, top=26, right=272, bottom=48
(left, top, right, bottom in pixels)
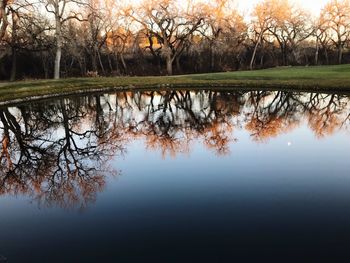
left=132, top=0, right=203, bottom=75
left=199, top=0, right=247, bottom=71
left=0, top=0, right=11, bottom=63
left=268, top=1, right=314, bottom=65
left=0, top=0, right=8, bottom=41
left=249, top=0, right=276, bottom=70
left=6, top=0, right=43, bottom=80
left=321, top=0, right=350, bottom=64
left=42, top=0, right=87, bottom=79
left=0, top=0, right=350, bottom=79
left=314, top=14, right=332, bottom=65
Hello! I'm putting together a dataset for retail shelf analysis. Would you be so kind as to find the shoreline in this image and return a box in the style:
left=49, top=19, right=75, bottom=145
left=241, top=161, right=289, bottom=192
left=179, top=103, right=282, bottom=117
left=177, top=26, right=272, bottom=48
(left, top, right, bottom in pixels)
left=1, top=64, right=350, bottom=106
left=2, top=83, right=350, bottom=107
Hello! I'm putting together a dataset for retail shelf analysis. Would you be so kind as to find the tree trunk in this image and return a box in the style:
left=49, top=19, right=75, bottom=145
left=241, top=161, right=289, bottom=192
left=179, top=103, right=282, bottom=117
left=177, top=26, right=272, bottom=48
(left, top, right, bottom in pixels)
left=78, top=59, right=85, bottom=76
left=259, top=53, right=264, bottom=68
left=250, top=31, right=263, bottom=70
left=10, top=10, right=18, bottom=81
left=210, top=42, right=215, bottom=71
left=114, top=53, right=120, bottom=75
left=166, top=56, right=173, bottom=75
left=324, top=46, right=329, bottom=65
left=54, top=14, right=62, bottom=79
left=176, top=56, right=182, bottom=74
left=97, top=49, right=105, bottom=75
left=120, top=53, right=127, bottom=73
left=10, top=47, right=16, bottom=81
left=107, top=53, right=113, bottom=73
left=54, top=41, right=62, bottom=79
left=315, top=38, right=319, bottom=65
left=91, top=49, right=98, bottom=72
left=281, top=45, right=287, bottom=66
left=0, top=1, right=8, bottom=42
left=81, top=57, right=87, bottom=76
left=338, top=45, right=343, bottom=64
left=41, top=51, right=49, bottom=79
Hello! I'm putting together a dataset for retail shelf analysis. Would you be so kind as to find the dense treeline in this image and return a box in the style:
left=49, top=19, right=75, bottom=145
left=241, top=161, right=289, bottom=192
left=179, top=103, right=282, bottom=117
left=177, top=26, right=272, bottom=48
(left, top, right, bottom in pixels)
left=0, top=0, right=349, bottom=80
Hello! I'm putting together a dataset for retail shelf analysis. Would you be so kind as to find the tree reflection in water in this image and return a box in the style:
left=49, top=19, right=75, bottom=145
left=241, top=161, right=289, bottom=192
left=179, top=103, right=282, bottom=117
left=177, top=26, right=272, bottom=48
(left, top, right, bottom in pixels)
left=0, top=89, right=350, bottom=209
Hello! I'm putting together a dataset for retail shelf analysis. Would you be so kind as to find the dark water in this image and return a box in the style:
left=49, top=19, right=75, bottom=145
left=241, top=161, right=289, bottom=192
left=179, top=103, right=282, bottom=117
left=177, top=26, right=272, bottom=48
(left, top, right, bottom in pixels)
left=0, top=89, right=350, bottom=262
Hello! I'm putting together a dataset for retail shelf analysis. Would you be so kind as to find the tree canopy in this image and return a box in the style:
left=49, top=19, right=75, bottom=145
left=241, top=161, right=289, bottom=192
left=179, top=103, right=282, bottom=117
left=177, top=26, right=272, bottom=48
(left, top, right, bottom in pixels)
left=0, top=0, right=349, bottom=80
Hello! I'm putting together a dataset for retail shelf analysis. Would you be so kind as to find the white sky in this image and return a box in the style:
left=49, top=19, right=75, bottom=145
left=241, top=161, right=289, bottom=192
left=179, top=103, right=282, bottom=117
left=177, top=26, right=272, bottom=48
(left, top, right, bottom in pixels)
left=237, top=0, right=329, bottom=15
left=130, top=0, right=330, bottom=16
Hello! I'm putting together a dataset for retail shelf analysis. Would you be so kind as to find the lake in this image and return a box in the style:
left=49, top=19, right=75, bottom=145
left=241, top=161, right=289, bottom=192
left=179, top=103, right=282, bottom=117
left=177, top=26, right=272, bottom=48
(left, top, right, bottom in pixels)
left=0, top=89, right=350, bottom=262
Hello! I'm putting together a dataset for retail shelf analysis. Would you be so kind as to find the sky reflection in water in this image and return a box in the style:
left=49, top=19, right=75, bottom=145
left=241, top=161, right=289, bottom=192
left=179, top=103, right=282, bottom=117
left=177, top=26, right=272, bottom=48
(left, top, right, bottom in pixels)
left=0, top=89, right=350, bottom=262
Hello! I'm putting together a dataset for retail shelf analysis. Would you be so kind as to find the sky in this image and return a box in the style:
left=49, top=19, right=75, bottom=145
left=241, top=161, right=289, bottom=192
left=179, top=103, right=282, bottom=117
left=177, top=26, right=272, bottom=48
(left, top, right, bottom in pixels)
left=236, top=0, right=330, bottom=15
left=130, top=0, right=332, bottom=17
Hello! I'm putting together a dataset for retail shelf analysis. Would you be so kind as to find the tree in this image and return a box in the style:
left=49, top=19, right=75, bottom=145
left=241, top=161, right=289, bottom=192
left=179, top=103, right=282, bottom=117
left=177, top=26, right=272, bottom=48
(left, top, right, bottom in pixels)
left=199, top=0, right=247, bottom=71
left=132, top=0, right=204, bottom=75
left=321, top=0, right=350, bottom=64
left=106, top=24, right=133, bottom=74
left=83, top=0, right=115, bottom=74
left=6, top=0, right=43, bottom=80
left=0, top=0, right=8, bottom=42
left=0, top=0, right=350, bottom=80
left=314, top=14, right=332, bottom=64
left=0, top=0, right=10, bottom=64
left=268, top=0, right=313, bottom=65
left=42, top=0, right=87, bottom=79
left=249, top=0, right=277, bottom=70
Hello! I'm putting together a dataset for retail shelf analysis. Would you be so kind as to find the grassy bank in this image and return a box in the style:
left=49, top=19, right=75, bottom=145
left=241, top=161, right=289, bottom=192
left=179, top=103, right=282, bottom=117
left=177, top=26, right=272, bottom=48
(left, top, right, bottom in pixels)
left=1, top=64, right=350, bottom=104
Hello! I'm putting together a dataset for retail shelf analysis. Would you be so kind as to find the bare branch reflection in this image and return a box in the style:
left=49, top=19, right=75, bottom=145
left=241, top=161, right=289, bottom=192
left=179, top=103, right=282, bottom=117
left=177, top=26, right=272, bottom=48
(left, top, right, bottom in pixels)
left=1, top=89, right=350, bottom=209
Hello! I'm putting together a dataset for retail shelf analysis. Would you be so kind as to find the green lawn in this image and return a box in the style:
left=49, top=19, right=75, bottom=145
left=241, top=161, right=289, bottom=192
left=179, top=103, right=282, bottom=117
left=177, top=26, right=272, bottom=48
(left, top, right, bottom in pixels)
left=1, top=64, right=350, bottom=104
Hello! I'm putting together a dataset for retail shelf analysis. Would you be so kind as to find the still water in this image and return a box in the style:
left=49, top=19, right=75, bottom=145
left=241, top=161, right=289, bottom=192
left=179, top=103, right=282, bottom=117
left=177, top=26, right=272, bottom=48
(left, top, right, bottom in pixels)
left=0, top=89, right=350, bottom=262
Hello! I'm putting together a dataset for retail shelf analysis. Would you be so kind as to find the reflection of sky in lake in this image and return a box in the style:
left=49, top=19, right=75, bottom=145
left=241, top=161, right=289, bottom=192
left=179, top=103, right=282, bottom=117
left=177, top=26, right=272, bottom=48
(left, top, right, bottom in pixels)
left=0, top=90, right=350, bottom=262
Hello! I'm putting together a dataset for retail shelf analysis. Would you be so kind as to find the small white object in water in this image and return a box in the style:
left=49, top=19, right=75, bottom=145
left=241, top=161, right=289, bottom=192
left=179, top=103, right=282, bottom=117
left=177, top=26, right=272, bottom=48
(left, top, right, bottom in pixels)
left=287, top=142, right=292, bottom=147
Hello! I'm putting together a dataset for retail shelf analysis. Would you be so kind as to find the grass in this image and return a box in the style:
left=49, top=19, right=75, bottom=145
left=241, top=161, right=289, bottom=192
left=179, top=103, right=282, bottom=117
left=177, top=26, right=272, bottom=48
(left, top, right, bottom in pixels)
left=1, top=64, right=350, bottom=104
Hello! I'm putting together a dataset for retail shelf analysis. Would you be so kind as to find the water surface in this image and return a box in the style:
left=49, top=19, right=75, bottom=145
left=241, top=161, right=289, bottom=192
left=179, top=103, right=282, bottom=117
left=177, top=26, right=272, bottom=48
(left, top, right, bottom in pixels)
left=1, top=89, right=350, bottom=262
